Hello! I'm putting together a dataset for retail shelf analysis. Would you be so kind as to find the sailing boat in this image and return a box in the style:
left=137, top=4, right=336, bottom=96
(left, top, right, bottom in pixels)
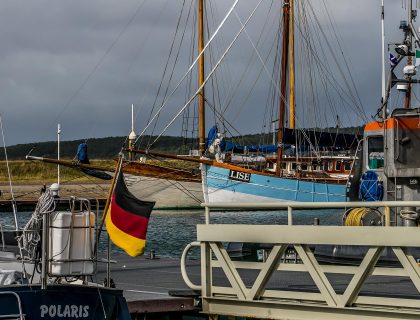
left=128, top=0, right=361, bottom=204
left=28, top=1, right=362, bottom=206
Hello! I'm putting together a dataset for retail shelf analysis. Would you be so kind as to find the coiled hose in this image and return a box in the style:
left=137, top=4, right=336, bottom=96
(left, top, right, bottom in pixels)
left=344, top=207, right=381, bottom=226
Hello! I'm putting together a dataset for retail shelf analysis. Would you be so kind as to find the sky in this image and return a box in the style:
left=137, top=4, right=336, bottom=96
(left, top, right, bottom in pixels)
left=0, top=0, right=412, bottom=146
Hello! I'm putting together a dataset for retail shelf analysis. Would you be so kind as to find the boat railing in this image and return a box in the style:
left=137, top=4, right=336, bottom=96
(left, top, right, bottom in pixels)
left=180, top=200, right=420, bottom=319
left=0, top=291, right=24, bottom=320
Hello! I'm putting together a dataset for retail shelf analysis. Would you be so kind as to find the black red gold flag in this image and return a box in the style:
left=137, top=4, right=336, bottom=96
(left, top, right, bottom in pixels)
left=106, top=169, right=155, bottom=257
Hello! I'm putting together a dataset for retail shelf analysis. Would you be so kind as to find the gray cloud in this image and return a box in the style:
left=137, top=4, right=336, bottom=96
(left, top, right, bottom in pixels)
left=0, top=0, right=412, bottom=147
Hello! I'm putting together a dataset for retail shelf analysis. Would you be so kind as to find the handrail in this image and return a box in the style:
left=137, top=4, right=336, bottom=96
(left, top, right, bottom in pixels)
left=180, top=241, right=201, bottom=290
left=201, top=200, right=420, bottom=209
left=0, top=224, right=5, bottom=251
left=0, top=291, right=24, bottom=320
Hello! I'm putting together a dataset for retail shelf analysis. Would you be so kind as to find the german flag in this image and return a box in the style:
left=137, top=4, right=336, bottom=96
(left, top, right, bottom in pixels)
left=106, top=169, right=155, bottom=257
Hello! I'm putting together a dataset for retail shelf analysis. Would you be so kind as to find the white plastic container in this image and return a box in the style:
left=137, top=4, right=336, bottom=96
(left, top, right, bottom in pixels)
left=48, top=210, right=95, bottom=276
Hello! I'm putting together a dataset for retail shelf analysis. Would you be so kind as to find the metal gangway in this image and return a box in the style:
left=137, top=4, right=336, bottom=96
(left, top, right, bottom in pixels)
left=181, top=201, right=420, bottom=320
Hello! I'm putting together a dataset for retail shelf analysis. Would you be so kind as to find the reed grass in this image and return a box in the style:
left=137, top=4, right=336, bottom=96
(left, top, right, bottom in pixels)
left=0, top=160, right=114, bottom=183
left=0, top=159, right=198, bottom=183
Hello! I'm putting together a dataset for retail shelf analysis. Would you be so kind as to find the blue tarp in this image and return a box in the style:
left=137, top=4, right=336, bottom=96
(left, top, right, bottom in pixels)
left=76, top=143, right=90, bottom=164
left=359, top=171, right=384, bottom=201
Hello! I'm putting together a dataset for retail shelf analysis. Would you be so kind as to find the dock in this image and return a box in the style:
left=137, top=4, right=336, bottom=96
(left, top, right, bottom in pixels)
left=97, top=255, right=202, bottom=319
left=101, top=252, right=420, bottom=320
left=105, top=200, right=420, bottom=320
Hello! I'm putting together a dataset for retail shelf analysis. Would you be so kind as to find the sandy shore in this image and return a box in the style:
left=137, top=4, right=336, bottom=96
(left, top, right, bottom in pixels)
left=0, top=181, right=111, bottom=201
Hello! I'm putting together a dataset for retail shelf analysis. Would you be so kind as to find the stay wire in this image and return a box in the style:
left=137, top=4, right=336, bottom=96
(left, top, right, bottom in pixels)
left=49, top=0, right=148, bottom=133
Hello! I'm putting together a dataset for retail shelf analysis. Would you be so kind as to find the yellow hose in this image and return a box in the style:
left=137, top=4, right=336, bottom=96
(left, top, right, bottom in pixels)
left=344, top=207, right=370, bottom=226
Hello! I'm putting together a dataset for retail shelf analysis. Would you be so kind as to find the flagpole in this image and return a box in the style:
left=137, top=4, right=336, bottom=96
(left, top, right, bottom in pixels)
left=96, top=155, right=123, bottom=251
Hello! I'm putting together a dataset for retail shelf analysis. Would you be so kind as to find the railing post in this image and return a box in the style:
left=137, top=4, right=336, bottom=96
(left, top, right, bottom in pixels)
left=288, top=206, right=293, bottom=225
left=385, top=206, right=390, bottom=226
left=205, top=206, right=210, bottom=224
left=201, top=242, right=212, bottom=299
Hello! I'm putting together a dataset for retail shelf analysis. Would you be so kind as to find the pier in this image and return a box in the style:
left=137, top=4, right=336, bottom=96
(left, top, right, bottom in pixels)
left=94, top=201, right=420, bottom=319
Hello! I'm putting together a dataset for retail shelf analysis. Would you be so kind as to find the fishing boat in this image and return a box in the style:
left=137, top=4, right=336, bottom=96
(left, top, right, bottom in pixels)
left=0, top=187, right=130, bottom=319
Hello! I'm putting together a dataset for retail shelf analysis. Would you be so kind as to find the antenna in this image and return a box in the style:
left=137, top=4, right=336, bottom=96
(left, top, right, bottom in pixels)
left=0, top=114, right=18, bottom=230
left=57, top=123, right=61, bottom=186
left=131, top=103, right=134, bottom=132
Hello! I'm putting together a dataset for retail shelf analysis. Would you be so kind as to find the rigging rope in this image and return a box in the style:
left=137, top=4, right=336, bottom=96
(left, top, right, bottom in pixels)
left=135, top=0, right=241, bottom=144
left=148, top=0, right=264, bottom=147
left=17, top=190, right=56, bottom=260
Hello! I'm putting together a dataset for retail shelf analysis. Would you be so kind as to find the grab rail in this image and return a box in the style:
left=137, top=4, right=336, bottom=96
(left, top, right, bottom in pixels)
left=202, top=200, right=420, bottom=226
left=0, top=291, right=24, bottom=320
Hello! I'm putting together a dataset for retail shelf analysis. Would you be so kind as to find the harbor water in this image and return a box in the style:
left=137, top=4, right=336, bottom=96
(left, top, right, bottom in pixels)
left=0, top=208, right=342, bottom=259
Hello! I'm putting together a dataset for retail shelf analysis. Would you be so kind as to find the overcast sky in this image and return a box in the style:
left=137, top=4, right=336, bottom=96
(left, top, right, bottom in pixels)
left=0, top=0, right=412, bottom=146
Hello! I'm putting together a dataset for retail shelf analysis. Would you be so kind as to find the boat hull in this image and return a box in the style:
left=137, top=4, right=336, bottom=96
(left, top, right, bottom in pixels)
left=127, top=175, right=203, bottom=209
left=202, top=164, right=347, bottom=203
left=0, top=284, right=130, bottom=319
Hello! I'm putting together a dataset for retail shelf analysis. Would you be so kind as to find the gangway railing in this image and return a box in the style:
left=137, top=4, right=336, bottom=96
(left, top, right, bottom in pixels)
left=181, top=201, right=420, bottom=320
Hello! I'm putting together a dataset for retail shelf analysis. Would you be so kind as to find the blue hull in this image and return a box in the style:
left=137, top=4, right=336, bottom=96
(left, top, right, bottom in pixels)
left=202, top=164, right=347, bottom=202
left=0, top=284, right=130, bottom=319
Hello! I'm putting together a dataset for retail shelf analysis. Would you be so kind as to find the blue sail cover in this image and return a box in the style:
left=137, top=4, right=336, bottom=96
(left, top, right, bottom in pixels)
left=206, top=126, right=359, bottom=154
left=207, top=125, right=287, bottom=154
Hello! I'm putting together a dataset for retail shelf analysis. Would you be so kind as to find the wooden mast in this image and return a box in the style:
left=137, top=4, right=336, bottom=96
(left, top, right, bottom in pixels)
left=288, top=0, right=295, bottom=128
left=198, top=0, right=206, bottom=155
left=276, top=0, right=290, bottom=176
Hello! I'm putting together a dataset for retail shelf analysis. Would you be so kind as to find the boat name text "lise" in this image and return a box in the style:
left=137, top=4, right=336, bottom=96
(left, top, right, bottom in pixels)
left=40, top=305, right=89, bottom=318
left=229, top=170, right=251, bottom=183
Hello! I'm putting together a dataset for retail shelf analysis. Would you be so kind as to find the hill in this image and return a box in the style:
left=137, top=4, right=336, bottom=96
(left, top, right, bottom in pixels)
left=1, top=126, right=363, bottom=160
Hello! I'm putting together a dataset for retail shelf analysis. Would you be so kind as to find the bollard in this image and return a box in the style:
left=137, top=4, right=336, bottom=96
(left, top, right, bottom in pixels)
left=314, top=217, right=320, bottom=225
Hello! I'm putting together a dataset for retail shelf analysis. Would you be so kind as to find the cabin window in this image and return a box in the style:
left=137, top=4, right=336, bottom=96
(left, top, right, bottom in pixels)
left=301, top=163, right=307, bottom=170
left=281, top=162, right=286, bottom=169
left=335, top=161, right=341, bottom=171
left=327, top=162, right=333, bottom=171
left=291, top=163, right=297, bottom=170
left=344, top=161, right=352, bottom=171
left=367, top=136, right=384, bottom=169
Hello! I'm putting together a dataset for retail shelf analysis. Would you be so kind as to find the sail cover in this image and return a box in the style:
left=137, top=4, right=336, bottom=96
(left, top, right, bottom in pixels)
left=207, top=126, right=360, bottom=154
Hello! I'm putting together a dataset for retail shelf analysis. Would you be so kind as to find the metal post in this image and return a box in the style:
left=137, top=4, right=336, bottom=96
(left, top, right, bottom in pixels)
left=205, top=206, right=210, bottom=224
left=106, top=235, right=111, bottom=287
left=385, top=206, right=390, bottom=226
left=41, top=212, right=49, bottom=289
left=288, top=206, right=293, bottom=225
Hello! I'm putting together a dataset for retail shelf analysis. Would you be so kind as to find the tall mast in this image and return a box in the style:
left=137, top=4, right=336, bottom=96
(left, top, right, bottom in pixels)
left=288, top=0, right=295, bottom=129
left=405, top=0, right=413, bottom=109
left=276, top=0, right=290, bottom=176
left=381, top=0, right=386, bottom=117
left=198, top=0, right=206, bottom=155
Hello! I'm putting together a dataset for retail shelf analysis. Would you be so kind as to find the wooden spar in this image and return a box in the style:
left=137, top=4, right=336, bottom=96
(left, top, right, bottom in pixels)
left=26, top=155, right=115, bottom=172
left=288, top=0, right=295, bottom=128
left=127, top=148, right=213, bottom=165
left=276, top=0, right=290, bottom=176
left=198, top=0, right=206, bottom=155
